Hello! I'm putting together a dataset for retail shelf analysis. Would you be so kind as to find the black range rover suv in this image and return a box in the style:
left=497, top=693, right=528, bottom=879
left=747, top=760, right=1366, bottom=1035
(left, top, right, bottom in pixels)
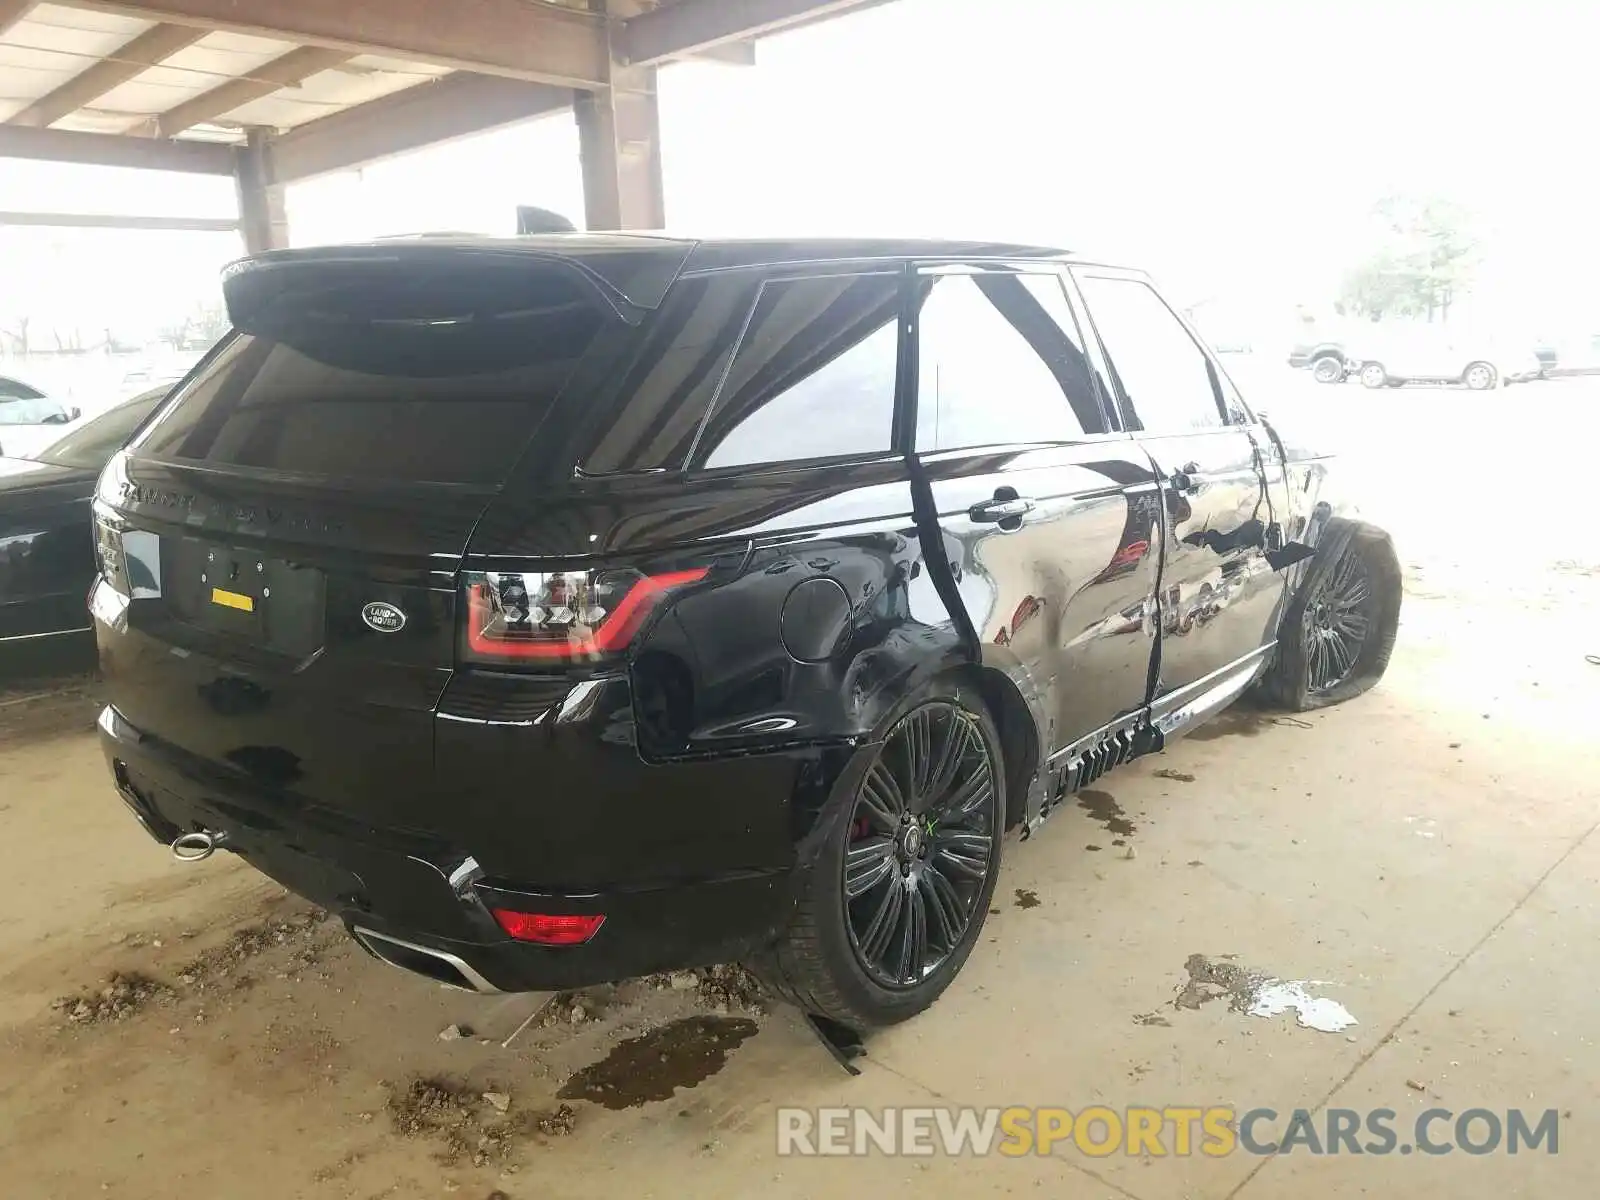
left=92, top=235, right=1400, bottom=1028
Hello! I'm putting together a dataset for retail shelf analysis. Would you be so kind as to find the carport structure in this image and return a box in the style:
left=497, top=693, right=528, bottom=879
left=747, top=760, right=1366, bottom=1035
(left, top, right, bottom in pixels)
left=0, top=0, right=886, bottom=249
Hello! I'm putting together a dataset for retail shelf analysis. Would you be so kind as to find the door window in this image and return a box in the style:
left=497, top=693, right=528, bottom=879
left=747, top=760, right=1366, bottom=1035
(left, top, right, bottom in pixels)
left=916, top=270, right=1107, bottom=451
left=0, top=395, right=65, bottom=424
left=691, top=273, right=901, bottom=470
left=1077, top=276, right=1226, bottom=432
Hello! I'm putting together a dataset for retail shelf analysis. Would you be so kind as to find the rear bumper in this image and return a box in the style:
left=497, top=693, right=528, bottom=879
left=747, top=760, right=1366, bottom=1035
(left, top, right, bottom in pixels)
left=99, top=703, right=803, bottom=991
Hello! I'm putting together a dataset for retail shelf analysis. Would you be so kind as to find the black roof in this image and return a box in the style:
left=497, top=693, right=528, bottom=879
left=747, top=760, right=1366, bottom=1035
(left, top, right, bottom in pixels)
left=227, top=232, right=1079, bottom=314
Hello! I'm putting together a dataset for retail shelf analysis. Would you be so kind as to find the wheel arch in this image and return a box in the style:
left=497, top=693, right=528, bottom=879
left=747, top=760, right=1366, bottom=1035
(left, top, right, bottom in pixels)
left=1259, top=515, right=1402, bottom=710
left=959, top=660, right=1043, bottom=833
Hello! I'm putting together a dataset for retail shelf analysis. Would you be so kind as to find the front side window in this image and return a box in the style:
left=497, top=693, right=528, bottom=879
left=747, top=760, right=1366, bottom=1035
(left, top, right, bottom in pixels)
left=916, top=270, right=1107, bottom=452
left=691, top=273, right=901, bottom=470
left=1075, top=275, right=1225, bottom=433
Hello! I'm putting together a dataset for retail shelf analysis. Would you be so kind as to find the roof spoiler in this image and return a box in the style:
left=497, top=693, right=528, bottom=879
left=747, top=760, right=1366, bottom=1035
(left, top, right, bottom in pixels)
left=517, top=206, right=577, bottom=235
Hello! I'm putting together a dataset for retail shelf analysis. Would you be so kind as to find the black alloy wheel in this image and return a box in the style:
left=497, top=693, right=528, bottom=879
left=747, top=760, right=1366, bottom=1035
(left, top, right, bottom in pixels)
left=1302, top=548, right=1375, bottom=694
left=1258, top=517, right=1402, bottom=712
left=842, top=703, right=997, bottom=988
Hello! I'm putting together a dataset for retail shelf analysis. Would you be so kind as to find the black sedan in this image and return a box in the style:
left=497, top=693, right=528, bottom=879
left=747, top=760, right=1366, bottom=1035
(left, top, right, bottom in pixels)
left=1, top=388, right=165, bottom=661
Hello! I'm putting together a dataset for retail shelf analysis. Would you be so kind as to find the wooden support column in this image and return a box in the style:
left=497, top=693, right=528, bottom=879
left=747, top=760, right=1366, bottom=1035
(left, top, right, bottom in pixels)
left=233, top=128, right=288, bottom=253
left=575, top=0, right=665, bottom=231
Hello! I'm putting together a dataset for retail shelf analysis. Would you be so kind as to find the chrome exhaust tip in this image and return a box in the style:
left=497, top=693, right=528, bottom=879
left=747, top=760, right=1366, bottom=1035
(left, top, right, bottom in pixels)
left=350, top=926, right=501, bottom=994
left=170, top=830, right=227, bottom=862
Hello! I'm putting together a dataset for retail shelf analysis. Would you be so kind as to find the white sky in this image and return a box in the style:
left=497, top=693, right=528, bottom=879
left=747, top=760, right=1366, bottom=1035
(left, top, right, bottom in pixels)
left=2, top=0, right=1597, bottom=342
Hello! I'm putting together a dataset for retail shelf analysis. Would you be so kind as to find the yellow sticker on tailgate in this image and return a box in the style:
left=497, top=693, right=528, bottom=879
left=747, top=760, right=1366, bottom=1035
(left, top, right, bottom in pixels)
left=210, top=587, right=255, bottom=613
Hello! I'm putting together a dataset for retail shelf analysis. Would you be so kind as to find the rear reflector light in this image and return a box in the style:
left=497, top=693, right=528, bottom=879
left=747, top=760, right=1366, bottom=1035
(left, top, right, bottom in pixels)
left=463, top=566, right=708, bottom=663
left=491, top=910, right=605, bottom=945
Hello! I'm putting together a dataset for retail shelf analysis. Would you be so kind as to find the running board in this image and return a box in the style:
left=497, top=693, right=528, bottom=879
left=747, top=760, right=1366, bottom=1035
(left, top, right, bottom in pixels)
left=1027, top=648, right=1273, bottom=832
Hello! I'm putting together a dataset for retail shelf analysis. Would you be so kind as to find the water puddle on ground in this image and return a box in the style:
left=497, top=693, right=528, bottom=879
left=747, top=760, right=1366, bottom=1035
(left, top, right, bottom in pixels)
left=558, top=1016, right=758, bottom=1110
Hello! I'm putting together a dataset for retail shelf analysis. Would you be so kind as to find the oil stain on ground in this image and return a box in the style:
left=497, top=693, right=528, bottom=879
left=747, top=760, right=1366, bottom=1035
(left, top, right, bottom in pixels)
left=1077, top=789, right=1135, bottom=837
left=1173, top=953, right=1265, bottom=1011
left=558, top=1016, right=758, bottom=1110
left=1013, top=888, right=1041, bottom=909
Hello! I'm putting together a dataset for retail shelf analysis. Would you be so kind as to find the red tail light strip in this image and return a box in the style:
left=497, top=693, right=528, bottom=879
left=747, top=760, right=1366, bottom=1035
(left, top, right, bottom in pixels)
left=491, top=910, right=605, bottom=945
left=466, top=567, right=708, bottom=660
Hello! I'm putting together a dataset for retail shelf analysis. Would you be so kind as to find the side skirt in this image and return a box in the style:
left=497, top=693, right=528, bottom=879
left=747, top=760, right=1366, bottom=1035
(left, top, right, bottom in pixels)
left=1023, top=645, right=1275, bottom=836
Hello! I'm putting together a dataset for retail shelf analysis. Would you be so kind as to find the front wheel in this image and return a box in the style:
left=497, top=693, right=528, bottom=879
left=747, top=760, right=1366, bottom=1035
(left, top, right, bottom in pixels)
left=1463, top=361, right=1498, bottom=390
left=748, top=681, right=1006, bottom=1028
left=1359, top=363, right=1389, bottom=389
left=1259, top=520, right=1402, bottom=711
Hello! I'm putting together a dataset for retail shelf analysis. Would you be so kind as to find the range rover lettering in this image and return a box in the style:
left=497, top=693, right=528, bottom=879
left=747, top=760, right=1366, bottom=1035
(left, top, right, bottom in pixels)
left=91, top=236, right=1400, bottom=1028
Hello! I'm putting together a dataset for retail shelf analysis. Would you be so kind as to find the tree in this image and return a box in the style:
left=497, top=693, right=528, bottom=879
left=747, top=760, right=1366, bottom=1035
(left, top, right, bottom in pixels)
left=0, top=314, right=30, bottom=357
left=1338, top=195, right=1478, bottom=322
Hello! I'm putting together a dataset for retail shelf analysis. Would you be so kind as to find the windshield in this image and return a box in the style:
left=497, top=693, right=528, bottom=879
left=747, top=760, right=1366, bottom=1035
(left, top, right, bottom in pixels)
left=35, top=390, right=165, bottom=470
left=0, top=375, right=45, bottom=401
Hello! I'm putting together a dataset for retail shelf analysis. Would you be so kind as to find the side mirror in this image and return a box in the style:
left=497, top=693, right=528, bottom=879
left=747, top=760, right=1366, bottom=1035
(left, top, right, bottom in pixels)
left=70, top=406, right=81, bottom=420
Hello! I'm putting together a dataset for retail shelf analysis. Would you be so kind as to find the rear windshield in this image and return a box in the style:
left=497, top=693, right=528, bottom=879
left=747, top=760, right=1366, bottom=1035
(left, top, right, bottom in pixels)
left=131, top=263, right=611, bottom=486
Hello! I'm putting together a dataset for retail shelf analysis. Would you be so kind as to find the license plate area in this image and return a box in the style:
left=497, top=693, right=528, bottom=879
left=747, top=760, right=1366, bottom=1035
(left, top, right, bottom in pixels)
left=165, top=537, right=326, bottom=657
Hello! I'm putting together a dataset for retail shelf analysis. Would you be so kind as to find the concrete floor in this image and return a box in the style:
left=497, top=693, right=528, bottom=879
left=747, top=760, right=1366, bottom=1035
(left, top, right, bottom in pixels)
left=0, top=380, right=1595, bottom=1198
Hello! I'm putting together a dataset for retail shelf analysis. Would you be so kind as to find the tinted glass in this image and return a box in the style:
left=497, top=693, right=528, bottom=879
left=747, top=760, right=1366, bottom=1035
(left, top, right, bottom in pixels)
left=693, top=273, right=900, bottom=470
left=133, top=265, right=609, bottom=485
left=916, top=271, right=1106, bottom=452
left=573, top=273, right=762, bottom=476
left=1077, top=276, right=1224, bottom=432
left=37, top=391, right=164, bottom=469
left=0, top=395, right=64, bottom=424
left=0, top=376, right=44, bottom=400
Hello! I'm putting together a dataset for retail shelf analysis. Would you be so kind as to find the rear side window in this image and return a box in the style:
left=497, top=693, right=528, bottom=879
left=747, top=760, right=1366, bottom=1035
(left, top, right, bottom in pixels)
left=1076, top=275, right=1225, bottom=432
left=572, top=273, right=762, bottom=476
left=691, top=273, right=901, bottom=470
left=916, top=270, right=1108, bottom=451
left=133, top=264, right=609, bottom=486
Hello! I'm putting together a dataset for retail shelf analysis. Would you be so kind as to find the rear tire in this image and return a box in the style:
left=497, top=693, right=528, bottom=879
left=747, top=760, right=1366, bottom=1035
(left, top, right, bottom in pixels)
left=747, top=676, right=1006, bottom=1028
left=1463, top=361, right=1497, bottom=390
left=1311, top=356, right=1344, bottom=384
left=1260, top=520, right=1402, bottom=712
left=1359, top=363, right=1389, bottom=389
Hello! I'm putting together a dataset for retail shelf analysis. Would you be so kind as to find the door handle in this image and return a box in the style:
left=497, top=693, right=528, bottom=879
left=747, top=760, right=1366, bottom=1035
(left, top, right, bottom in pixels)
left=969, top=496, right=1036, bottom=523
left=1170, top=462, right=1202, bottom=494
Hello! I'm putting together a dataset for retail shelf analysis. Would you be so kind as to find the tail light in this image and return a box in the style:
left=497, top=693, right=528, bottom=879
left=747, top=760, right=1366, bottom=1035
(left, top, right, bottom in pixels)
left=492, top=910, right=605, bottom=945
left=461, top=566, right=709, bottom=664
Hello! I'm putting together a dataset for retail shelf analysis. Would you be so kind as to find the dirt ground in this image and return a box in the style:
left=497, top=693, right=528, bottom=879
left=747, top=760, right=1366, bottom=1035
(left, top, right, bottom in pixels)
left=1, top=379, right=1596, bottom=1199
